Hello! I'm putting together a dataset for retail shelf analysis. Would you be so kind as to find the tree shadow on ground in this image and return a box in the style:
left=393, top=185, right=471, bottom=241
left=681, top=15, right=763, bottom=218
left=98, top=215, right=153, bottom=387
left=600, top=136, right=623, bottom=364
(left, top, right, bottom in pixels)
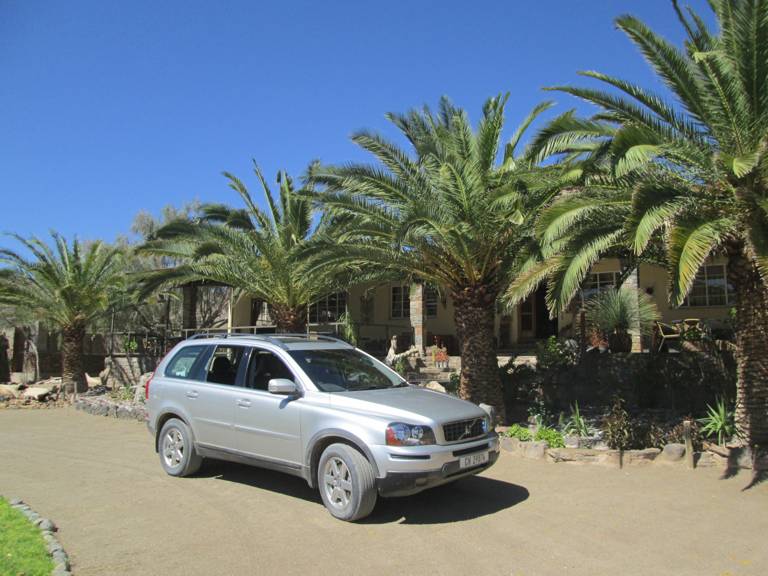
left=718, top=447, right=767, bottom=491
left=196, top=460, right=529, bottom=524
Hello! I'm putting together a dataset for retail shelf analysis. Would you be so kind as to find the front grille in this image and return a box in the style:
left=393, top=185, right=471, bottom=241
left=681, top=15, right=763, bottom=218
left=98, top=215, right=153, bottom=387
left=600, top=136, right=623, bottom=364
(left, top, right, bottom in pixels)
left=443, top=418, right=485, bottom=443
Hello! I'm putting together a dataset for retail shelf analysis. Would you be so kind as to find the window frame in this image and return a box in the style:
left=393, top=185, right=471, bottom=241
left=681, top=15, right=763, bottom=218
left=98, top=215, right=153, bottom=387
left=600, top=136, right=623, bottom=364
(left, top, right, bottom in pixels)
left=425, top=285, right=438, bottom=318
left=164, top=345, right=213, bottom=381
left=308, top=291, right=348, bottom=324
left=580, top=271, right=619, bottom=305
left=681, top=264, right=734, bottom=307
left=203, top=344, right=249, bottom=387
left=391, top=285, right=411, bottom=319
left=244, top=346, right=298, bottom=392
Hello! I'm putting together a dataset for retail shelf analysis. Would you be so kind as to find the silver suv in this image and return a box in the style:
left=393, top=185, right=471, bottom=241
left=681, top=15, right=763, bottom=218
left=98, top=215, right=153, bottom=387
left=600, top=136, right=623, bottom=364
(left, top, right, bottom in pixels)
left=146, top=334, right=500, bottom=521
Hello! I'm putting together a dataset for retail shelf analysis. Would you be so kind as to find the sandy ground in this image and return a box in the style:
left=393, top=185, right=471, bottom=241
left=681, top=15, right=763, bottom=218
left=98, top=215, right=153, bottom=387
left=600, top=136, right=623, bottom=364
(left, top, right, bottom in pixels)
left=0, top=408, right=766, bottom=576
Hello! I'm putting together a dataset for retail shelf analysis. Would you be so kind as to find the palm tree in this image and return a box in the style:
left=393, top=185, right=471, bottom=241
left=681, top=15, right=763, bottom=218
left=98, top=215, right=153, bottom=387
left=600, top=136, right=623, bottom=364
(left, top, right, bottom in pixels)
left=139, top=164, right=340, bottom=333
left=306, top=94, right=559, bottom=422
left=0, top=233, right=124, bottom=393
left=508, top=0, right=768, bottom=447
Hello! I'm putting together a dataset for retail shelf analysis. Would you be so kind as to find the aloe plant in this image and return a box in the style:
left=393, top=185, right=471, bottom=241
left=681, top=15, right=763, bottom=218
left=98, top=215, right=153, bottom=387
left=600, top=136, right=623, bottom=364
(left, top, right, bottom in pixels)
left=698, top=397, right=736, bottom=446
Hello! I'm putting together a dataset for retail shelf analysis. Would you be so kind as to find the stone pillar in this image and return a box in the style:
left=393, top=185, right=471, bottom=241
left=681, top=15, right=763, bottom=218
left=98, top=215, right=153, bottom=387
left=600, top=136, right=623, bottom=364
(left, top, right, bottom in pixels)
left=410, top=283, right=425, bottom=355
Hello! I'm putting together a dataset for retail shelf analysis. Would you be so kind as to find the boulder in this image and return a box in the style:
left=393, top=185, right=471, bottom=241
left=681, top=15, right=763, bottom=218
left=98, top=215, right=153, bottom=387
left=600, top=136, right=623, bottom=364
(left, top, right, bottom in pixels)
left=500, top=437, right=520, bottom=453
left=564, top=435, right=581, bottom=449
left=657, top=443, right=686, bottom=463
left=0, top=384, right=20, bottom=400
left=10, top=372, right=33, bottom=385
left=623, top=448, right=660, bottom=466
left=22, top=386, right=52, bottom=401
left=521, top=441, right=548, bottom=460
left=547, top=448, right=603, bottom=464
left=424, top=381, right=446, bottom=394
left=85, top=373, right=101, bottom=388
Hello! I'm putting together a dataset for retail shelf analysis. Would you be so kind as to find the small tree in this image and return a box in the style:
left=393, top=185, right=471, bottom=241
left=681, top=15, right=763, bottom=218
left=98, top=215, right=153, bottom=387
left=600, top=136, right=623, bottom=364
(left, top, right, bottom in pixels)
left=0, top=233, right=124, bottom=394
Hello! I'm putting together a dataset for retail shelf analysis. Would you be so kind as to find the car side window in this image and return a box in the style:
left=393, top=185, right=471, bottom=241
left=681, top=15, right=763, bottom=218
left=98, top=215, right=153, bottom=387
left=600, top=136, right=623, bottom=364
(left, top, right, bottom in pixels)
left=164, top=345, right=209, bottom=380
left=205, top=345, right=246, bottom=386
left=246, top=349, right=295, bottom=391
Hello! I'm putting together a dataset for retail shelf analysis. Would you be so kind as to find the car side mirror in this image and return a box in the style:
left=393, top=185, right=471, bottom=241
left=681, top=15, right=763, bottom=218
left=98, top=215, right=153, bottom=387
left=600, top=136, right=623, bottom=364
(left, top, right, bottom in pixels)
left=268, top=378, right=298, bottom=395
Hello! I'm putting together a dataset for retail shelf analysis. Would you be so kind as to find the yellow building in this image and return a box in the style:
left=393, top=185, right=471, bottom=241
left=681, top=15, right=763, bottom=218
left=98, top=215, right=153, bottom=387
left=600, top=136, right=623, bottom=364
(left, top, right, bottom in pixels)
left=224, top=257, right=735, bottom=355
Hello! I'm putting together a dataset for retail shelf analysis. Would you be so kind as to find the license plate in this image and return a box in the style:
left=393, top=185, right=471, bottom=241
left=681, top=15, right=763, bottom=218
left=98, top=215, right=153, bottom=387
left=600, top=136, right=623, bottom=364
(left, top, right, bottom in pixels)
left=459, top=451, right=489, bottom=469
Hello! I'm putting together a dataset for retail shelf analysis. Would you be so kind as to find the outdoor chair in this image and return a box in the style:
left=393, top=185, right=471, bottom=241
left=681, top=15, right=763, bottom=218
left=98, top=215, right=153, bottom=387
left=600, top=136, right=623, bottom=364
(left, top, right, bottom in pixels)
left=655, top=321, right=681, bottom=352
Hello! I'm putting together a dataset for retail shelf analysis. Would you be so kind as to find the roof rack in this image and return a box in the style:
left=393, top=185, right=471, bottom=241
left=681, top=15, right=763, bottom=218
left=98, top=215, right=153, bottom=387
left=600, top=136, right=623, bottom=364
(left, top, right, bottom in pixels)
left=185, top=332, right=351, bottom=350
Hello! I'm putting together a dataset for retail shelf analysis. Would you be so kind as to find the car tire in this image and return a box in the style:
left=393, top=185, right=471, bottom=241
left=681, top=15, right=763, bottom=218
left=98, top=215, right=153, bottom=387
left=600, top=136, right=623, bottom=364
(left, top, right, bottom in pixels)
left=318, top=443, right=377, bottom=522
left=158, top=418, right=203, bottom=477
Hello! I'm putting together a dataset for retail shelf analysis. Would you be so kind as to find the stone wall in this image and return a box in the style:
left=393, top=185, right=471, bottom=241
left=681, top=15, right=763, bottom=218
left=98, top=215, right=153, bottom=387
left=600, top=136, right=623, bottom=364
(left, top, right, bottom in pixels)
left=106, top=355, right=160, bottom=389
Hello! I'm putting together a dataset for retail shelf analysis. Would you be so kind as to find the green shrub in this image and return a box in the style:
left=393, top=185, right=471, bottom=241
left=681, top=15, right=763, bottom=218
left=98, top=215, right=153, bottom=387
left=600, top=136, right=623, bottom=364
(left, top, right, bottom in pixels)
left=527, top=399, right=555, bottom=428
left=392, top=357, right=408, bottom=377
left=534, top=426, right=565, bottom=448
left=562, top=400, right=589, bottom=437
left=603, top=396, right=634, bottom=450
left=536, top=336, right=576, bottom=372
left=446, top=371, right=460, bottom=395
left=504, top=424, right=532, bottom=441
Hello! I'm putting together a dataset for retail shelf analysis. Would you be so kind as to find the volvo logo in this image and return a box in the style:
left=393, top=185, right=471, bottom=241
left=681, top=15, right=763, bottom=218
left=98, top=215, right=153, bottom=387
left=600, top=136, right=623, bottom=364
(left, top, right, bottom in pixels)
left=457, top=418, right=479, bottom=441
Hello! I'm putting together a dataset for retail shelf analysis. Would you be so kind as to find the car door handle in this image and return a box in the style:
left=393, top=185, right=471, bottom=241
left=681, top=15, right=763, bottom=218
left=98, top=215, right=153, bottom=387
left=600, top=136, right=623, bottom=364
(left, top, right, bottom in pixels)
left=186, top=390, right=199, bottom=399
left=237, top=399, right=251, bottom=408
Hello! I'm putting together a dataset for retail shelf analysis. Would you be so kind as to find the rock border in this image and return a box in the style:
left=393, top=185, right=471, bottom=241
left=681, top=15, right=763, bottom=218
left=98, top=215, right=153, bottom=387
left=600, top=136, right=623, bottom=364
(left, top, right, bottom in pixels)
left=74, top=396, right=147, bottom=422
left=499, top=436, right=728, bottom=469
left=5, top=497, right=72, bottom=575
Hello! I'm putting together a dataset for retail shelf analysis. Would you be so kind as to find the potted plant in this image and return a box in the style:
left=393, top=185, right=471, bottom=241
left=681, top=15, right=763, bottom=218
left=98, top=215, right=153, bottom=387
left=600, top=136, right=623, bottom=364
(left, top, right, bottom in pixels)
left=585, top=287, right=659, bottom=353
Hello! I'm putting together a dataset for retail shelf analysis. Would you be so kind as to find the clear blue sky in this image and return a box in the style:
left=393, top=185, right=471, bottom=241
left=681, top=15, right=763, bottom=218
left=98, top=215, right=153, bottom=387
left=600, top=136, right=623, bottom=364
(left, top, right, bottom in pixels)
left=1, top=0, right=714, bottom=244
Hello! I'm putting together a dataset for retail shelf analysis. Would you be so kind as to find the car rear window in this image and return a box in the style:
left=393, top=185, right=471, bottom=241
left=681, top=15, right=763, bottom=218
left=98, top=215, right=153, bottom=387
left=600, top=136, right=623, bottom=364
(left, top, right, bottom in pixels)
left=165, top=345, right=209, bottom=380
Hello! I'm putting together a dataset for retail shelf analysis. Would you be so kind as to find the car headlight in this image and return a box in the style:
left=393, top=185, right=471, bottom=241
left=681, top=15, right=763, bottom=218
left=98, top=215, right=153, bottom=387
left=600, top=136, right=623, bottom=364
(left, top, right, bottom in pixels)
left=482, top=416, right=490, bottom=434
left=385, top=422, right=436, bottom=446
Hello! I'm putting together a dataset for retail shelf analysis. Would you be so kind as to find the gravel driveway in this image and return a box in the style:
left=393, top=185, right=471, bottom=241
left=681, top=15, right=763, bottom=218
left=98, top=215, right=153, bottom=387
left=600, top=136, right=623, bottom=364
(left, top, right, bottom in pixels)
left=1, top=408, right=766, bottom=576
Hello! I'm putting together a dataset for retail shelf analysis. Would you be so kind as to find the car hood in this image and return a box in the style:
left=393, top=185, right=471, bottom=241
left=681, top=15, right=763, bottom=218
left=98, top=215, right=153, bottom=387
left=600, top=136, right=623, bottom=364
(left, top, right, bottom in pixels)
left=329, top=386, right=486, bottom=424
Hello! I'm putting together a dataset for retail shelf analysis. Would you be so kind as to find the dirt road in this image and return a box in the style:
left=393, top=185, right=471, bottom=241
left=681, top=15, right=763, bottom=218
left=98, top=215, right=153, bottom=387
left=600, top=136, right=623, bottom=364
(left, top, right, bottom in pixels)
left=0, top=408, right=766, bottom=576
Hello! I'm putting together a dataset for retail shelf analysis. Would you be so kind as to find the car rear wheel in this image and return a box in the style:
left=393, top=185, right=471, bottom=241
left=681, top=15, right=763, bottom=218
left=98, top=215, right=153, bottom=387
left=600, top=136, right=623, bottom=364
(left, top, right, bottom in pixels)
left=318, top=443, right=377, bottom=521
left=158, top=418, right=202, bottom=477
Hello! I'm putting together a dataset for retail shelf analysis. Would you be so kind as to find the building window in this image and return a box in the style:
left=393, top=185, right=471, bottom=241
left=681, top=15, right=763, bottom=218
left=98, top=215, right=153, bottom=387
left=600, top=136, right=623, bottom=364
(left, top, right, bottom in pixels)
left=309, top=292, right=348, bottom=323
left=581, top=271, right=618, bottom=303
left=683, top=265, right=734, bottom=307
left=425, top=286, right=438, bottom=318
left=250, top=299, right=273, bottom=326
left=391, top=285, right=410, bottom=319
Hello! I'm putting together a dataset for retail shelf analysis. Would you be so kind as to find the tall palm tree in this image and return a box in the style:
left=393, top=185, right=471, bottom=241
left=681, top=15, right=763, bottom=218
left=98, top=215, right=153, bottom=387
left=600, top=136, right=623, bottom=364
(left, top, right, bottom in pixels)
left=306, top=94, right=559, bottom=422
left=508, top=0, right=768, bottom=447
left=139, top=164, right=340, bottom=333
left=0, top=233, right=124, bottom=393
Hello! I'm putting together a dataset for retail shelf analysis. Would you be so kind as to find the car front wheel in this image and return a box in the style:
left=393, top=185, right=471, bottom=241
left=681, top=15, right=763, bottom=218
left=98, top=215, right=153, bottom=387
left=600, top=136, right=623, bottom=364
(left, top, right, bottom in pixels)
left=318, top=443, right=377, bottom=521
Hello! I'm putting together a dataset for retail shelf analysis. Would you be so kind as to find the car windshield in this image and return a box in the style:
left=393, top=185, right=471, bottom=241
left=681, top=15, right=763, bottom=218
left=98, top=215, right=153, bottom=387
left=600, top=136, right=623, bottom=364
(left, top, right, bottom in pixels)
left=288, top=349, right=407, bottom=392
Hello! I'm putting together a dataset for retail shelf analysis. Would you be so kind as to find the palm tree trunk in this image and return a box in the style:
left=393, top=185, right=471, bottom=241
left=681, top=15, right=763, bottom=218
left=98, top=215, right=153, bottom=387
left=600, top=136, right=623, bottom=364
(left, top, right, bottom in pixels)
left=62, top=323, right=87, bottom=395
left=727, top=243, right=768, bottom=448
left=453, top=286, right=505, bottom=423
left=271, top=305, right=307, bottom=333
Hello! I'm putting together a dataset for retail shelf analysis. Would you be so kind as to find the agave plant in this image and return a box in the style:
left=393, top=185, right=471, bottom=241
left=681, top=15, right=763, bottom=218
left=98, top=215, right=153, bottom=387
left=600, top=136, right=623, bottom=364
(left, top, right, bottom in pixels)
left=0, top=233, right=124, bottom=393
left=509, top=0, right=768, bottom=447
left=699, top=397, right=737, bottom=446
left=584, top=286, right=660, bottom=352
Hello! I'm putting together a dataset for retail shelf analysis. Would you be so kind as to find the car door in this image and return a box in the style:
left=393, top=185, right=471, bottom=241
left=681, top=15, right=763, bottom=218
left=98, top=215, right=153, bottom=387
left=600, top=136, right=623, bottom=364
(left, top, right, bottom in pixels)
left=234, top=347, right=303, bottom=465
left=183, top=344, right=247, bottom=450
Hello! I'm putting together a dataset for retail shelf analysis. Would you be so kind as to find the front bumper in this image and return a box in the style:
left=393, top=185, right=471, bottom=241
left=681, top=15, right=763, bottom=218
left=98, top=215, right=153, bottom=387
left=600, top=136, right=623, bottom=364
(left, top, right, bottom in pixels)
left=375, top=433, right=500, bottom=497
